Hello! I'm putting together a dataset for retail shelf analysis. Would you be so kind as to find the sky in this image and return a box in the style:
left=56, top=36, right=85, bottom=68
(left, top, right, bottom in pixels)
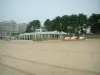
left=0, top=0, right=100, bottom=24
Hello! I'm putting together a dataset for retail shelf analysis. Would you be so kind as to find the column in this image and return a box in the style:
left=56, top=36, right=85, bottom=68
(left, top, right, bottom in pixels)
left=19, top=35, right=20, bottom=40
left=32, top=34, right=34, bottom=40
left=23, top=35, right=25, bottom=40
left=46, top=34, right=47, bottom=39
left=29, top=35, right=30, bottom=40
left=35, top=34, right=36, bottom=40
left=41, top=34, right=43, bottom=40
left=48, top=34, right=50, bottom=39
left=25, top=35, right=26, bottom=40
left=54, top=34, right=55, bottom=39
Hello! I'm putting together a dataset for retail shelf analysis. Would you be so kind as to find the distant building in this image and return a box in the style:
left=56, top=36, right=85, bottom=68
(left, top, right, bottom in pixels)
left=35, top=28, right=47, bottom=32
left=18, top=23, right=28, bottom=33
left=0, top=21, right=17, bottom=34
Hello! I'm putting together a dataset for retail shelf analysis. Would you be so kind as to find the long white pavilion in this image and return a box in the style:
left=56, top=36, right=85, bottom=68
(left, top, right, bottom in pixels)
left=19, top=31, right=67, bottom=40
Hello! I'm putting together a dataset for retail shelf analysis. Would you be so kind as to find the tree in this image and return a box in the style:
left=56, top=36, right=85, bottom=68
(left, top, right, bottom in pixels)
left=77, top=14, right=88, bottom=37
left=68, top=14, right=79, bottom=33
left=26, top=20, right=41, bottom=33
left=88, top=14, right=100, bottom=34
left=91, top=23, right=100, bottom=34
left=26, top=25, right=32, bottom=32
left=51, top=16, right=62, bottom=31
left=61, top=15, right=69, bottom=32
left=44, top=19, right=52, bottom=31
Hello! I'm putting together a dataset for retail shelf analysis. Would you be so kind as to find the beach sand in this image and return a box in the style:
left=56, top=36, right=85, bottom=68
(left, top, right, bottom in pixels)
left=0, top=39, right=100, bottom=75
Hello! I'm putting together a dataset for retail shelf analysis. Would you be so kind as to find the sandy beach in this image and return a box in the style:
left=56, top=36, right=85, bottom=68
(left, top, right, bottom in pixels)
left=0, top=39, right=100, bottom=75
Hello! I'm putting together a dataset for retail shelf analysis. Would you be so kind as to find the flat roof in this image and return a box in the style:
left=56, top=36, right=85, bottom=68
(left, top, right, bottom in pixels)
left=19, top=31, right=67, bottom=36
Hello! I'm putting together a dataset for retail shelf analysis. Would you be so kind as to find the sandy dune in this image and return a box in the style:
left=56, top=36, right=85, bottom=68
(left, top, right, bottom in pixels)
left=0, top=39, right=100, bottom=75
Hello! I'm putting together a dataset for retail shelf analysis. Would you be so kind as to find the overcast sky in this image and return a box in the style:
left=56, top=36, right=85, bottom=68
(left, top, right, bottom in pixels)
left=0, top=0, right=100, bottom=24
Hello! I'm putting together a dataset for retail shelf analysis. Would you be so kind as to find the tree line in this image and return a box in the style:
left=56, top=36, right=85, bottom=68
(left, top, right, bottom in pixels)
left=26, top=13, right=100, bottom=34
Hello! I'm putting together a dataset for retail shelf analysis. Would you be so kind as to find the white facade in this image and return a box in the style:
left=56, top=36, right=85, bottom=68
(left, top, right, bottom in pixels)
left=18, top=23, right=28, bottom=33
left=19, top=31, right=67, bottom=40
left=0, top=21, right=17, bottom=34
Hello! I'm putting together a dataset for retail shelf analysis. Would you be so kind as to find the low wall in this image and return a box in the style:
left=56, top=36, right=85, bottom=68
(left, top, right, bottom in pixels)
left=87, top=34, right=100, bottom=39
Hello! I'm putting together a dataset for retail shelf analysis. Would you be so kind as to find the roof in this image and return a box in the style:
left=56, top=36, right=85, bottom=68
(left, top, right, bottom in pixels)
left=19, top=31, right=67, bottom=36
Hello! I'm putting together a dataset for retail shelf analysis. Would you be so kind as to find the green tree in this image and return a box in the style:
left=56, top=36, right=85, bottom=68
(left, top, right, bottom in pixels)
left=88, top=14, right=100, bottom=34
left=77, top=14, right=88, bottom=37
left=44, top=19, right=52, bottom=31
left=43, top=13, right=88, bottom=37
left=26, top=20, right=41, bottom=33
left=68, top=14, right=79, bottom=33
left=51, top=16, right=62, bottom=31
left=61, top=15, right=69, bottom=32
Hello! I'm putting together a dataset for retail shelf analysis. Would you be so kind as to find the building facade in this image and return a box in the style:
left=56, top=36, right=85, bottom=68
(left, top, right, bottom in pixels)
left=0, top=21, right=17, bottom=34
left=18, top=23, right=28, bottom=33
